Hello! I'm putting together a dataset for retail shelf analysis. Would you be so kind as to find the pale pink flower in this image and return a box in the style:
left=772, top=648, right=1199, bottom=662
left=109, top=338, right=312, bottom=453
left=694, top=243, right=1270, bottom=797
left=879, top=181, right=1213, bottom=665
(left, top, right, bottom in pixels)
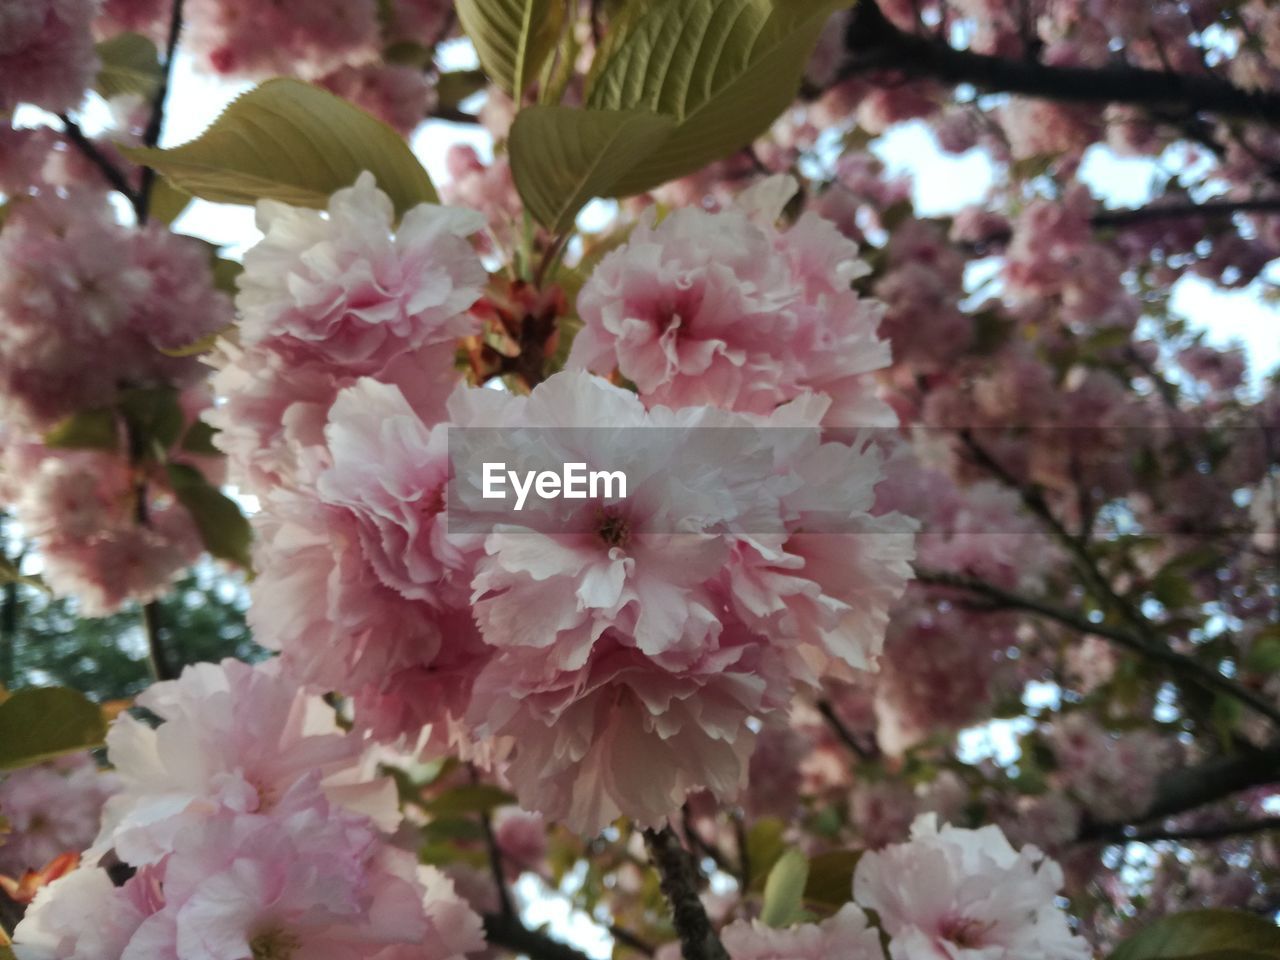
left=92, top=658, right=397, bottom=867
left=0, top=0, right=97, bottom=113
left=853, top=814, right=1092, bottom=960
left=492, top=809, right=547, bottom=879
left=93, top=0, right=167, bottom=39
left=185, top=0, right=379, bottom=78
left=0, top=754, right=117, bottom=876
left=1000, top=99, right=1098, bottom=159
left=571, top=175, right=893, bottom=427
left=5, top=442, right=203, bottom=616
left=469, top=626, right=791, bottom=833
left=237, top=172, right=485, bottom=377
left=12, top=866, right=156, bottom=960
left=441, top=146, right=523, bottom=254
left=0, top=191, right=231, bottom=430
left=1046, top=713, right=1169, bottom=822
left=247, top=378, right=489, bottom=741
left=460, top=371, right=910, bottom=831
left=721, top=904, right=884, bottom=960
left=318, top=64, right=436, bottom=137
left=213, top=173, right=486, bottom=493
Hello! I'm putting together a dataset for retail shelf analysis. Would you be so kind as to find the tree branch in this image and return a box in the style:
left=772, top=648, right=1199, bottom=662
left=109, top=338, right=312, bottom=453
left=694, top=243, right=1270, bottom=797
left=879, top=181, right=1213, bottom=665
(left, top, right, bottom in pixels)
left=1121, top=816, right=1280, bottom=845
left=1079, top=739, right=1280, bottom=843
left=915, top=567, right=1280, bottom=727
left=816, top=699, right=879, bottom=761
left=57, top=114, right=139, bottom=205
left=839, top=0, right=1280, bottom=122
left=136, top=0, right=186, bottom=223
left=482, top=913, right=593, bottom=960
left=1090, top=197, right=1280, bottom=227
left=471, top=766, right=515, bottom=918
left=643, top=826, right=729, bottom=960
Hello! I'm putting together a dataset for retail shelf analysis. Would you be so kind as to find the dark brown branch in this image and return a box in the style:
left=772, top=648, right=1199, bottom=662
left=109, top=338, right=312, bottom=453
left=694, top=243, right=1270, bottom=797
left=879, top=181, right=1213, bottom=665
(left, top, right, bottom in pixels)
left=643, top=826, right=728, bottom=960
left=136, top=0, right=186, bottom=223
left=915, top=568, right=1280, bottom=727
left=609, top=924, right=656, bottom=957
left=816, top=699, right=878, bottom=761
left=57, top=114, right=139, bottom=204
left=430, top=106, right=483, bottom=124
left=482, top=913, right=593, bottom=960
left=1090, top=197, right=1280, bottom=227
left=839, top=0, right=1280, bottom=123
left=1079, top=739, right=1280, bottom=843
left=471, top=767, right=515, bottom=918
left=1121, top=816, right=1280, bottom=845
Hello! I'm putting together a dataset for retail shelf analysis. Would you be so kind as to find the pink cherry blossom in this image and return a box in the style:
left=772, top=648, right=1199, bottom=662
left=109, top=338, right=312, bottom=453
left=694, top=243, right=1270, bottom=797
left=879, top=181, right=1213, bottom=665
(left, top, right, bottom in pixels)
left=1046, top=713, right=1171, bottom=822
left=721, top=904, right=884, bottom=960
left=853, top=814, right=1092, bottom=960
left=0, top=0, right=97, bottom=114
left=570, top=175, right=894, bottom=427
left=184, top=0, right=380, bottom=78
left=3, top=440, right=203, bottom=616
left=318, top=64, right=436, bottom=137
left=246, top=377, right=489, bottom=743
left=237, top=172, right=485, bottom=376
left=92, top=658, right=397, bottom=867
left=211, top=173, right=486, bottom=493
left=0, top=190, right=232, bottom=431
left=0, top=754, right=118, bottom=877
left=11, top=866, right=156, bottom=960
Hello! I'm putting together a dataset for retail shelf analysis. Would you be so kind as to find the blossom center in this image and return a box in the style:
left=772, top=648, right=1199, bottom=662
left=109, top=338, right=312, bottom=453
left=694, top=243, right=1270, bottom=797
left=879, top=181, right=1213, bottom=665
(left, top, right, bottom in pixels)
left=597, top=509, right=631, bottom=548
left=251, top=929, right=301, bottom=960
left=939, top=915, right=994, bottom=948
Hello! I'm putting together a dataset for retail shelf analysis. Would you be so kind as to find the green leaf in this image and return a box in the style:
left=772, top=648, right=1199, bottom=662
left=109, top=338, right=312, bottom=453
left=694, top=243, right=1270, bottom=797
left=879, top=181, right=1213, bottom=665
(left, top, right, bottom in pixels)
left=422, top=783, right=516, bottom=816
left=436, top=69, right=490, bottom=111
left=509, top=106, right=676, bottom=232
left=44, top=407, right=120, bottom=452
left=584, top=0, right=847, bottom=195
left=456, top=0, right=564, bottom=98
left=1247, top=628, right=1280, bottom=674
left=212, top=258, right=243, bottom=296
left=745, top=818, right=787, bottom=890
left=0, top=687, right=107, bottom=771
left=1109, top=910, right=1280, bottom=960
left=179, top=419, right=223, bottom=457
left=803, top=849, right=862, bottom=912
left=122, top=79, right=438, bottom=218
left=119, top=386, right=187, bottom=454
left=165, top=463, right=254, bottom=571
left=147, top=178, right=193, bottom=225
left=760, top=849, right=809, bottom=928
left=95, top=32, right=161, bottom=100
left=158, top=326, right=232, bottom=358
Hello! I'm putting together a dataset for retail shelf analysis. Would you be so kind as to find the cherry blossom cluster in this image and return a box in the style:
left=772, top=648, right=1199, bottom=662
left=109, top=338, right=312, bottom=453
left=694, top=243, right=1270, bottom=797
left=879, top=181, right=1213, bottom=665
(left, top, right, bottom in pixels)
left=0, top=190, right=232, bottom=432
left=215, top=173, right=915, bottom=833
left=13, top=659, right=484, bottom=960
left=0, top=753, right=117, bottom=881
left=698, top=813, right=1089, bottom=960
left=0, top=0, right=98, bottom=115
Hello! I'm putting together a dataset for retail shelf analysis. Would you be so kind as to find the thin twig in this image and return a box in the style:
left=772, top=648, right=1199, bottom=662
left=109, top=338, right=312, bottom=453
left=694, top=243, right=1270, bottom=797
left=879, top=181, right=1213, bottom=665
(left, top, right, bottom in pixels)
left=472, top=766, right=515, bottom=918
left=1122, top=816, right=1280, bottom=845
left=57, top=114, right=139, bottom=204
left=136, top=0, right=186, bottom=223
left=816, top=699, right=877, bottom=761
left=482, top=913, right=593, bottom=960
